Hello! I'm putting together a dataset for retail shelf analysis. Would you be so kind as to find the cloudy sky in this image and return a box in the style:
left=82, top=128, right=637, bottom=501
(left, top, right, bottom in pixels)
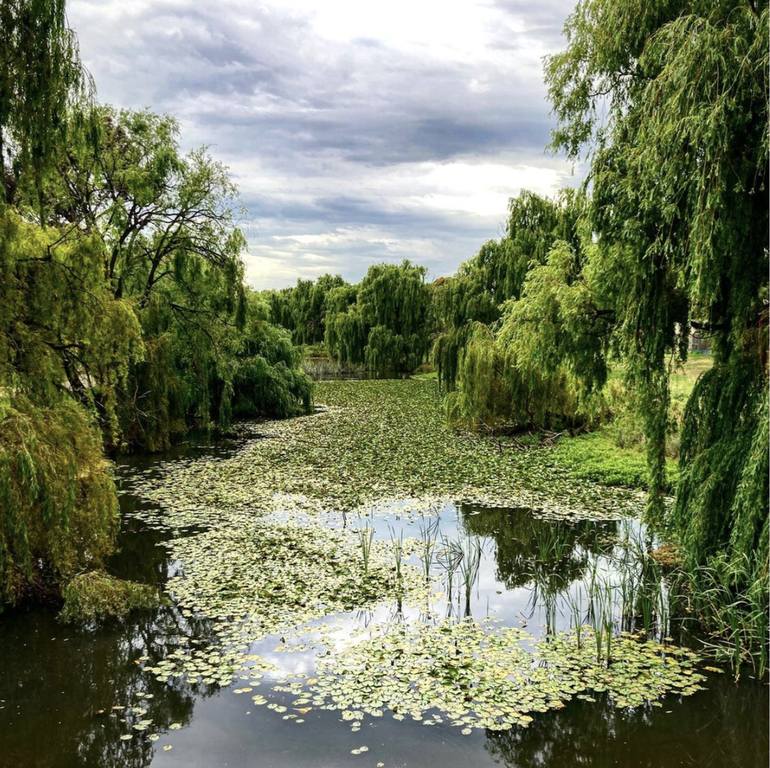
left=68, top=0, right=579, bottom=289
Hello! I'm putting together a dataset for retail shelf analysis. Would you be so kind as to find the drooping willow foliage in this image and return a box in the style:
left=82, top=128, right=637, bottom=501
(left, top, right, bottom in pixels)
left=266, top=274, right=348, bottom=346
left=0, top=210, right=133, bottom=607
left=545, top=0, right=768, bottom=628
left=25, top=106, right=312, bottom=451
left=0, top=0, right=93, bottom=213
left=230, top=293, right=312, bottom=420
left=0, top=394, right=118, bottom=607
left=432, top=190, right=586, bottom=394
left=325, top=261, right=432, bottom=376
left=0, top=3, right=127, bottom=608
left=446, top=237, right=612, bottom=431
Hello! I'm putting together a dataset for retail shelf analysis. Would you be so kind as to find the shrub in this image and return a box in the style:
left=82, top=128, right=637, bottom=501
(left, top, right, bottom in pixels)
left=59, top=571, right=161, bottom=624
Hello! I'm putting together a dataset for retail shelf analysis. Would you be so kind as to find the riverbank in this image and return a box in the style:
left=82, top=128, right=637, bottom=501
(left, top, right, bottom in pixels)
left=1, top=375, right=766, bottom=768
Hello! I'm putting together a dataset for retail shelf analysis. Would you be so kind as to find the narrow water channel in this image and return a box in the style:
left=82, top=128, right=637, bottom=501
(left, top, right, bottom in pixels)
left=0, top=436, right=767, bottom=768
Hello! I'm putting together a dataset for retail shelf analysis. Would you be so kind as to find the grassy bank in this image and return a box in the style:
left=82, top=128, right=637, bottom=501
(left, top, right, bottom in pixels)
left=552, top=354, right=711, bottom=491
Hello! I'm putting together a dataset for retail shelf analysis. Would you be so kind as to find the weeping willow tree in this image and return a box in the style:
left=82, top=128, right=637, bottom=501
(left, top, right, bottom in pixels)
left=230, top=291, right=312, bottom=419
left=0, top=207, right=139, bottom=606
left=23, top=105, right=312, bottom=450
left=325, top=261, right=431, bottom=376
left=432, top=190, right=586, bottom=392
left=266, top=274, right=349, bottom=346
left=447, top=237, right=611, bottom=431
left=0, top=0, right=93, bottom=213
left=0, top=394, right=118, bottom=607
left=546, top=0, right=768, bottom=626
left=0, top=2, right=137, bottom=607
left=432, top=271, right=498, bottom=391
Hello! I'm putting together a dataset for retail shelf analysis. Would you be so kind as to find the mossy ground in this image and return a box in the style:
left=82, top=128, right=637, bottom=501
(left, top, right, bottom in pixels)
left=59, top=571, right=161, bottom=624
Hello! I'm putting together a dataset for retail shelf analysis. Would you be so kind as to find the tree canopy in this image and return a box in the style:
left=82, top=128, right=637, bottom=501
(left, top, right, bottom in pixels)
left=325, top=261, right=432, bottom=376
left=544, top=0, right=768, bottom=578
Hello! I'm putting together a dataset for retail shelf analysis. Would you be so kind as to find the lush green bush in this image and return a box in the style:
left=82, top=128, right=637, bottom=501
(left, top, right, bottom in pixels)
left=59, top=571, right=160, bottom=624
left=0, top=394, right=118, bottom=607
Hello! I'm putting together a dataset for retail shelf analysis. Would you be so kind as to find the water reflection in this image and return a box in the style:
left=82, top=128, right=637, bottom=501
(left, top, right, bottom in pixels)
left=484, top=674, right=768, bottom=768
left=460, top=505, right=616, bottom=592
left=0, top=504, right=209, bottom=768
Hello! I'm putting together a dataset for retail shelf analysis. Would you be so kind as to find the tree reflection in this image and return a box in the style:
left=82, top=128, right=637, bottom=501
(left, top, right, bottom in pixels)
left=460, top=505, right=616, bottom=594
left=0, top=503, right=217, bottom=768
left=484, top=674, right=769, bottom=768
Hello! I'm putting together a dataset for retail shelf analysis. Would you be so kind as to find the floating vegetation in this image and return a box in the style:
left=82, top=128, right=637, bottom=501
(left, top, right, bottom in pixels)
left=140, top=520, right=426, bottom=687
left=122, top=380, right=645, bottom=530
left=537, top=630, right=707, bottom=709
left=306, top=619, right=706, bottom=731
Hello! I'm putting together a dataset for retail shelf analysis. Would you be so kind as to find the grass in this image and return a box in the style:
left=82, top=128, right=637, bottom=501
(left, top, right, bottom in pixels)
left=553, top=430, right=679, bottom=491
left=552, top=353, right=711, bottom=491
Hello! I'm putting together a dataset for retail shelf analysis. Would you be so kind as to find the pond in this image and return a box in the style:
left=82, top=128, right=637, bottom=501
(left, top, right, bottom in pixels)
left=0, top=380, right=767, bottom=768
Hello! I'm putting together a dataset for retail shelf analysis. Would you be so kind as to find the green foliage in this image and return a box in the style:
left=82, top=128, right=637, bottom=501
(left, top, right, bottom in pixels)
left=266, top=274, right=348, bottom=345
left=444, top=323, right=513, bottom=430
left=0, top=7, right=126, bottom=610
left=0, top=210, right=144, bottom=438
left=230, top=293, right=312, bottom=419
left=553, top=430, right=678, bottom=491
left=431, top=275, right=497, bottom=391
left=326, top=261, right=431, bottom=376
left=59, top=570, right=160, bottom=624
left=18, top=105, right=313, bottom=450
left=446, top=237, right=610, bottom=432
left=673, top=360, right=768, bottom=578
left=0, top=0, right=92, bottom=210
left=0, top=393, right=118, bottom=607
left=546, top=0, right=768, bottom=516
left=432, top=190, right=588, bottom=394
left=0, top=210, right=142, bottom=608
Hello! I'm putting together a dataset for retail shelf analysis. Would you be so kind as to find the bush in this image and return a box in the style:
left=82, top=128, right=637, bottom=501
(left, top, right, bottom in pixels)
left=59, top=571, right=161, bottom=624
left=0, top=394, right=118, bottom=608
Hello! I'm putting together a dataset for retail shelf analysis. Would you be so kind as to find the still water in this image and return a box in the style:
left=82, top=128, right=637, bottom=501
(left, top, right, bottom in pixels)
left=0, top=444, right=767, bottom=768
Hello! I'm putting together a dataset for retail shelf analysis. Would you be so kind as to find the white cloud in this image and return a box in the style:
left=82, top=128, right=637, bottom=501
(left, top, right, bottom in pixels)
left=68, top=0, right=577, bottom=288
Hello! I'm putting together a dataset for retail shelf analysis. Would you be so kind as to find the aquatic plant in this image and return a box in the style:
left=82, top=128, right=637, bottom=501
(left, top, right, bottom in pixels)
left=308, top=618, right=706, bottom=732
left=357, top=525, right=374, bottom=576
left=138, top=520, right=426, bottom=688
left=458, top=536, right=482, bottom=615
left=417, top=515, right=441, bottom=582
left=126, top=380, right=642, bottom=529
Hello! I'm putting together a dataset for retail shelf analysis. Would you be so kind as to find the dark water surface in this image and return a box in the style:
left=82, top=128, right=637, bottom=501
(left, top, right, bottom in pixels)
left=0, top=447, right=767, bottom=768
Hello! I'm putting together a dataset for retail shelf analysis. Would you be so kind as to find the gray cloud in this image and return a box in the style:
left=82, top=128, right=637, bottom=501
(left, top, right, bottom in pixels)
left=69, top=0, right=577, bottom=288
